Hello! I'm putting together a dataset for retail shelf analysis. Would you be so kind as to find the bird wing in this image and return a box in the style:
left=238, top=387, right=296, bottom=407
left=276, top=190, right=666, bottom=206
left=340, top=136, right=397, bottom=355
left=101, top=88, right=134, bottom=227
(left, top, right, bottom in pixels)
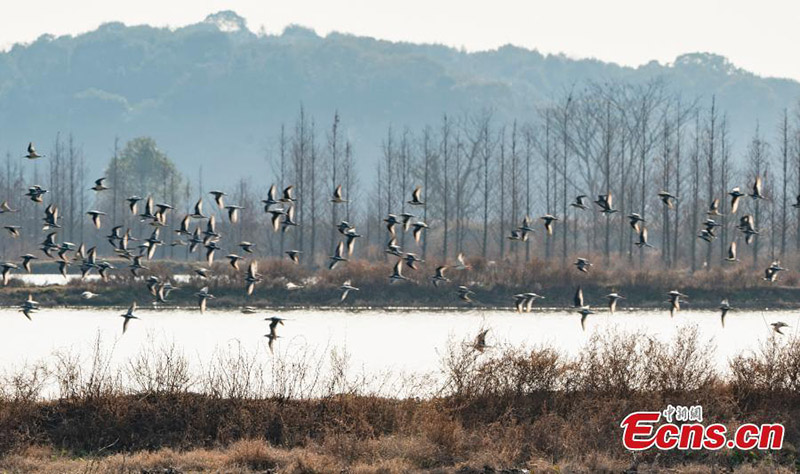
left=574, top=287, right=584, bottom=308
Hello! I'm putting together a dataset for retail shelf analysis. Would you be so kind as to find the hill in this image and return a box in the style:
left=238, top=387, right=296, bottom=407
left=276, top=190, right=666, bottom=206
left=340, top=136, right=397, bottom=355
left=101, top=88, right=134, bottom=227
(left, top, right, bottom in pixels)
left=0, top=10, right=797, bottom=185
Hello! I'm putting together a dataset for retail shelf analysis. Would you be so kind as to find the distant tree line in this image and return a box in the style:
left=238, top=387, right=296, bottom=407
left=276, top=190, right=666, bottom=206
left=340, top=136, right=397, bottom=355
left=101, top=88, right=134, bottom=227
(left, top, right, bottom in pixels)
left=1, top=78, right=800, bottom=274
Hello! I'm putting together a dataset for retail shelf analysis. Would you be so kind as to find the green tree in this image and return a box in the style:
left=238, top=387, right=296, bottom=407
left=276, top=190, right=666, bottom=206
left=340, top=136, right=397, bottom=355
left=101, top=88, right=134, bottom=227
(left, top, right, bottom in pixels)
left=104, top=137, right=184, bottom=217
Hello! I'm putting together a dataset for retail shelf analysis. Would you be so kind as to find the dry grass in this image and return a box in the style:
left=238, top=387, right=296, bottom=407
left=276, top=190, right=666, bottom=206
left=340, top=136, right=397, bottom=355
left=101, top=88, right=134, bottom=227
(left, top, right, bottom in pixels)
left=0, top=327, right=799, bottom=472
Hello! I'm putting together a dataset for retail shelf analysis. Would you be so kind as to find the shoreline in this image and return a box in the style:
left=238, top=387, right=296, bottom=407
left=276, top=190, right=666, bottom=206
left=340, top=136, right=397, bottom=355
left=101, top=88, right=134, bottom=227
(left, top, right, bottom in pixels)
left=1, top=283, right=798, bottom=311
left=0, top=303, right=796, bottom=313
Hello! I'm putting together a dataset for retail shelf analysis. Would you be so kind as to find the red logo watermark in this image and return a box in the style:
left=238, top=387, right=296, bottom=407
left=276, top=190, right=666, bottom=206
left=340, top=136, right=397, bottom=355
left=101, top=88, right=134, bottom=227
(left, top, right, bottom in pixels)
left=621, top=405, right=783, bottom=451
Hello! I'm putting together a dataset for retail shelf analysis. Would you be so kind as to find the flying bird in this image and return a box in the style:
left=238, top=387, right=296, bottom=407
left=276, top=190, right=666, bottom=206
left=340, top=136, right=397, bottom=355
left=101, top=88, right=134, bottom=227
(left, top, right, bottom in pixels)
left=196, top=287, right=215, bottom=313
left=764, top=261, right=786, bottom=282
left=0, top=201, right=18, bottom=214
left=120, top=302, right=138, bottom=334
left=404, top=253, right=424, bottom=270
left=408, top=186, right=425, bottom=206
left=454, top=252, right=470, bottom=271
left=328, top=241, right=348, bottom=270
left=286, top=250, right=301, bottom=264
left=627, top=213, right=645, bottom=232
left=431, top=266, right=450, bottom=287
left=226, top=254, right=244, bottom=271
left=749, top=176, right=765, bottom=200
left=262, top=185, right=279, bottom=209
left=268, top=207, right=286, bottom=232
left=574, top=258, right=592, bottom=273
left=281, top=185, right=296, bottom=203
left=91, top=177, right=109, bottom=192
left=1, top=262, right=18, bottom=285
left=281, top=205, right=299, bottom=232
left=87, top=210, right=106, bottom=229
left=725, top=242, right=739, bottom=262
left=339, top=280, right=359, bottom=302
left=541, top=215, right=558, bottom=235
left=573, top=286, right=584, bottom=308
left=331, top=185, right=348, bottom=203
left=729, top=187, right=745, bottom=214
left=344, top=228, right=362, bottom=255
left=579, top=307, right=595, bottom=331
left=657, top=191, right=678, bottom=208
left=127, top=196, right=142, bottom=215
left=400, top=213, right=416, bottom=232
left=457, top=285, right=475, bottom=303
left=245, top=261, right=262, bottom=296
left=667, top=290, right=687, bottom=318
left=771, top=322, right=789, bottom=335
left=635, top=227, right=653, bottom=248
left=707, top=198, right=723, bottom=216
left=571, top=195, right=589, bottom=210
left=190, top=198, right=206, bottom=219
left=4, top=226, right=20, bottom=238
left=21, top=254, right=37, bottom=273
left=411, top=221, right=428, bottom=244
left=390, top=259, right=409, bottom=283
left=25, top=142, right=44, bottom=159
left=594, top=193, right=617, bottom=214
left=384, top=214, right=400, bottom=236
left=209, top=190, right=227, bottom=209
left=385, top=237, right=403, bottom=257
left=20, top=294, right=39, bottom=320
left=25, top=185, right=47, bottom=203
left=225, top=205, right=244, bottom=224
left=472, top=329, right=490, bottom=352
left=719, top=299, right=732, bottom=327
left=606, top=292, right=624, bottom=314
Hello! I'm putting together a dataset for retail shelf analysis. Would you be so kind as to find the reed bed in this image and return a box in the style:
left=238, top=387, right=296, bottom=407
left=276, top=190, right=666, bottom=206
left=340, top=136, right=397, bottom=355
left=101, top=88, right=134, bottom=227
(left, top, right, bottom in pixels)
left=0, top=327, right=798, bottom=472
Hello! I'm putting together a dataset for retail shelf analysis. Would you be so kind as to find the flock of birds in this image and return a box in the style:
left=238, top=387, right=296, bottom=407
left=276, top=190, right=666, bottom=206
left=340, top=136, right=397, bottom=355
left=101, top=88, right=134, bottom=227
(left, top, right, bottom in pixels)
left=7, top=143, right=796, bottom=354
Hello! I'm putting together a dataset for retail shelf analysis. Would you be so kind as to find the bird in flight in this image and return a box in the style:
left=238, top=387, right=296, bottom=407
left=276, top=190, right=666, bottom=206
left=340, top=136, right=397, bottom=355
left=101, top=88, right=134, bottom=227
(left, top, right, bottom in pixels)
left=120, top=302, right=139, bottom=334
left=408, top=186, right=425, bottom=206
left=719, top=299, right=732, bottom=327
left=771, top=321, right=789, bottom=335
left=91, top=177, right=109, bottom=192
left=25, top=142, right=44, bottom=159
left=339, top=280, right=359, bottom=302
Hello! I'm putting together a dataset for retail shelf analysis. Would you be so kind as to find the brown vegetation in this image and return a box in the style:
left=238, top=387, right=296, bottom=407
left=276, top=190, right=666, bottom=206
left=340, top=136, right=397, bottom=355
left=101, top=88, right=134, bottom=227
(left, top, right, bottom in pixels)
left=8, top=254, right=800, bottom=311
left=0, top=327, right=799, bottom=472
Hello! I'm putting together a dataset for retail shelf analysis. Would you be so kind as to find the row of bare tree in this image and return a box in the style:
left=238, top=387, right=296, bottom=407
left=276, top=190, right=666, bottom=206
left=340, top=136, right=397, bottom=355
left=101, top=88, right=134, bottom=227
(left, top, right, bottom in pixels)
left=0, top=80, right=799, bottom=273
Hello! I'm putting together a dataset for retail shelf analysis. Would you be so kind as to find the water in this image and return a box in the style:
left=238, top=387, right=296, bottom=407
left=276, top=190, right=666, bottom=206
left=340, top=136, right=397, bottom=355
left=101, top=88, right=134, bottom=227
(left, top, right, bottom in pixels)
left=1, top=305, right=796, bottom=397
left=12, top=274, right=193, bottom=286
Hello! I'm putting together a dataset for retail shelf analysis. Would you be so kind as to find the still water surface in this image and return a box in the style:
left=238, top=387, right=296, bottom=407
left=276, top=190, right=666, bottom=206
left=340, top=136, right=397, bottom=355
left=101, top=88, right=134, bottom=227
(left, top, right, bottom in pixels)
left=1, top=304, right=796, bottom=397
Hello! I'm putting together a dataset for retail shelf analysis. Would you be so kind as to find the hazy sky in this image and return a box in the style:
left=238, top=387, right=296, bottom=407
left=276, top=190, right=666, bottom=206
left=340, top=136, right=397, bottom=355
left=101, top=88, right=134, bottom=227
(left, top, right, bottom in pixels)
left=2, top=0, right=798, bottom=81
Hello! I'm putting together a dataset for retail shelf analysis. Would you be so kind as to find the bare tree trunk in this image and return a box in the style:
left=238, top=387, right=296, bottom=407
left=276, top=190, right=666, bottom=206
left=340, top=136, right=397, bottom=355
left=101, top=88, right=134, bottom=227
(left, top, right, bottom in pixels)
left=279, top=125, right=287, bottom=258
left=310, top=119, right=318, bottom=265
left=329, top=112, right=340, bottom=258
left=545, top=111, right=552, bottom=260
left=705, top=97, right=717, bottom=270
left=562, top=95, right=572, bottom=267
left=498, top=130, right=505, bottom=260
left=421, top=129, right=431, bottom=259
left=441, top=115, right=450, bottom=261
left=524, top=127, right=532, bottom=262
left=780, top=109, right=789, bottom=259
left=673, top=103, right=683, bottom=267
left=691, top=112, right=700, bottom=272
